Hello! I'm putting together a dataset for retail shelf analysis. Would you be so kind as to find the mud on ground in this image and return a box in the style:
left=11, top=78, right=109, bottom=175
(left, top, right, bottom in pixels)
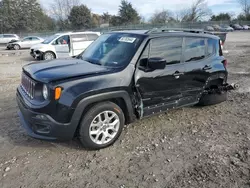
left=0, top=32, right=250, bottom=188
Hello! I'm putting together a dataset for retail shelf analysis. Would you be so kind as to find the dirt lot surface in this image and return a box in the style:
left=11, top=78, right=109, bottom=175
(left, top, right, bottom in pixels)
left=1, top=32, right=250, bottom=188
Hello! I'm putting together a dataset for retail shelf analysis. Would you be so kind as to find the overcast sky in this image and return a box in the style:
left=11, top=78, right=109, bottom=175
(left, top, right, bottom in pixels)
left=40, top=0, right=241, bottom=18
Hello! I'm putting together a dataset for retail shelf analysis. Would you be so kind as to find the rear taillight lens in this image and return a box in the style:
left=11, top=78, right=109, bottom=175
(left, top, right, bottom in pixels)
left=222, top=59, right=228, bottom=67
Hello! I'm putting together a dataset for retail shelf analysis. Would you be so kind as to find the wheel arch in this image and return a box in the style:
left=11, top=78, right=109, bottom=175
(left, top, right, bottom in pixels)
left=43, top=51, right=57, bottom=60
left=69, top=91, right=136, bottom=137
left=205, top=72, right=227, bottom=89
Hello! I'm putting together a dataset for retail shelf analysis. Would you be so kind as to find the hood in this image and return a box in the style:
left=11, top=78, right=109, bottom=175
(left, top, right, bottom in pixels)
left=31, top=43, right=50, bottom=50
left=23, top=58, right=114, bottom=83
left=8, top=39, right=19, bottom=44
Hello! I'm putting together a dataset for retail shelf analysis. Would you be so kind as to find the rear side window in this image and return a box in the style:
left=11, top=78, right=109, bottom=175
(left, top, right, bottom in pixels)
left=207, top=38, right=218, bottom=56
left=150, top=37, right=183, bottom=65
left=71, top=34, right=87, bottom=42
left=86, top=34, right=99, bottom=41
left=184, top=37, right=205, bottom=62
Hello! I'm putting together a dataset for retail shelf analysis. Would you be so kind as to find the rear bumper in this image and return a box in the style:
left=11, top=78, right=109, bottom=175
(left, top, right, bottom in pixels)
left=16, top=92, right=76, bottom=141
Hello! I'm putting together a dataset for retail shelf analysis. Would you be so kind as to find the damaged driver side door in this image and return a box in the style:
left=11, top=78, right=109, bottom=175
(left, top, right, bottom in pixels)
left=135, top=37, right=187, bottom=117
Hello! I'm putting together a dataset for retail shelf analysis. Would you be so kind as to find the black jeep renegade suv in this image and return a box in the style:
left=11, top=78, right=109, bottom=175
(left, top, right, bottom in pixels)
left=17, top=29, right=229, bottom=149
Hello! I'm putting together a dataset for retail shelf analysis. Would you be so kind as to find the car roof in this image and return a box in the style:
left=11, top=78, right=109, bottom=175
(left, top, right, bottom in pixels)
left=2, top=34, right=18, bottom=36
left=55, top=31, right=100, bottom=35
left=109, top=29, right=220, bottom=40
left=23, top=36, right=42, bottom=38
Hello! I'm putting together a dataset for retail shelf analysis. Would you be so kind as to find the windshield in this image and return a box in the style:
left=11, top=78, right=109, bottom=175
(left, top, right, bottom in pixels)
left=78, top=33, right=144, bottom=68
left=42, top=35, right=60, bottom=44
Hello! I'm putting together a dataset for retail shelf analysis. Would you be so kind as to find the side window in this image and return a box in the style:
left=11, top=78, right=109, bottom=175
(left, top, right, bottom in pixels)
left=31, top=37, right=39, bottom=41
left=207, top=38, right=216, bottom=56
left=71, top=34, right=87, bottom=42
left=53, top=35, right=69, bottom=45
left=150, top=37, right=183, bottom=65
left=23, top=37, right=31, bottom=41
left=0, top=34, right=3, bottom=38
left=184, top=37, right=205, bottom=62
left=4, top=35, right=15, bottom=38
left=86, top=34, right=98, bottom=41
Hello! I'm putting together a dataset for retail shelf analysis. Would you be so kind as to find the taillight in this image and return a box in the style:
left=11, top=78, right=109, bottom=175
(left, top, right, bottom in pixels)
left=222, top=59, right=228, bottom=67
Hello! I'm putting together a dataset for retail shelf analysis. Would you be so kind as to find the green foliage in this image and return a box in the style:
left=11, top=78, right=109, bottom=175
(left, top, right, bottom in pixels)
left=68, top=5, right=92, bottom=30
left=92, top=13, right=100, bottom=27
left=237, top=13, right=250, bottom=20
left=0, top=0, right=55, bottom=32
left=101, top=12, right=111, bottom=23
left=118, top=0, right=140, bottom=25
left=109, top=15, right=121, bottom=26
left=210, top=13, right=231, bottom=21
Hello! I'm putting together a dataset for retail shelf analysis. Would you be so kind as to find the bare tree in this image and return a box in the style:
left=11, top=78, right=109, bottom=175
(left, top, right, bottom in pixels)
left=50, top=0, right=80, bottom=21
left=238, top=0, right=250, bottom=17
left=181, top=0, right=211, bottom=22
left=150, top=10, right=173, bottom=24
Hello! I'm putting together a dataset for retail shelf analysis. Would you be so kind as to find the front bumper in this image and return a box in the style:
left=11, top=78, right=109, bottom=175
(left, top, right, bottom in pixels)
left=6, top=44, right=14, bottom=49
left=30, top=50, right=42, bottom=60
left=16, top=92, right=76, bottom=141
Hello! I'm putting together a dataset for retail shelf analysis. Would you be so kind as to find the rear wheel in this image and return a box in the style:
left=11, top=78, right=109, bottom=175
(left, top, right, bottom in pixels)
left=43, top=51, right=55, bottom=60
left=198, top=92, right=228, bottom=106
left=78, top=102, right=125, bottom=150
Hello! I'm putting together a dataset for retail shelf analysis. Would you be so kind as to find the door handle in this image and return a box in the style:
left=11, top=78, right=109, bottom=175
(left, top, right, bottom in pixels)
left=203, top=65, right=212, bottom=70
left=173, top=71, right=184, bottom=79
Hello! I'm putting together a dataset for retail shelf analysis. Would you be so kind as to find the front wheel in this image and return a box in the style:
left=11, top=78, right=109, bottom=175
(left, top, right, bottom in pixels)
left=78, top=102, right=125, bottom=150
left=43, top=51, right=55, bottom=60
left=13, top=44, right=20, bottom=50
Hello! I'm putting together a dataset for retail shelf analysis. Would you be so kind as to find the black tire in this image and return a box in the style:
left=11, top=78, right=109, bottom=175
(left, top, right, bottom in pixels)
left=13, top=44, right=20, bottom=50
left=198, top=92, right=228, bottom=106
left=43, top=51, right=56, bottom=60
left=78, top=102, right=125, bottom=150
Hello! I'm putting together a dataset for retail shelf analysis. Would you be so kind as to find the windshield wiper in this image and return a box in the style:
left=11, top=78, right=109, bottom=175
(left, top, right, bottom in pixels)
left=79, top=57, right=102, bottom=66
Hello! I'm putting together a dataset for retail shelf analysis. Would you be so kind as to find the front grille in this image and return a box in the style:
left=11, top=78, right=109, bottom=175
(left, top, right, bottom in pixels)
left=21, top=72, right=36, bottom=99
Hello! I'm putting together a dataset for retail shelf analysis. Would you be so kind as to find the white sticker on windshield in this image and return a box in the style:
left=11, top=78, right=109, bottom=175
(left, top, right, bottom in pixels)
left=119, top=37, right=136, bottom=43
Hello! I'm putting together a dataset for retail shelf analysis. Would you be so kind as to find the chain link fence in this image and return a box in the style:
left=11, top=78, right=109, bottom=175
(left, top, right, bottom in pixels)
left=17, top=21, right=250, bottom=38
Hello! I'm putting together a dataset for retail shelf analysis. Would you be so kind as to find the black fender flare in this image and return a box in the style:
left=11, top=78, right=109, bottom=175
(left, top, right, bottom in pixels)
left=69, top=91, right=136, bottom=136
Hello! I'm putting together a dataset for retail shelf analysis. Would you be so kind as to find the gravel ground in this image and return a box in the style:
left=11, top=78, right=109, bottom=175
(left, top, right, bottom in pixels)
left=1, top=32, right=250, bottom=188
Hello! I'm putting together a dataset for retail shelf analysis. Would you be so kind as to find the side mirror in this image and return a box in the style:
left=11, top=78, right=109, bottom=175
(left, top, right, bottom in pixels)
left=148, top=57, right=166, bottom=70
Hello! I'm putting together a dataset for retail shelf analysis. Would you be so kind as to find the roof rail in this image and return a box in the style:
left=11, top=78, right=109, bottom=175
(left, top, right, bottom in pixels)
left=146, top=27, right=213, bottom=35
left=110, top=28, right=148, bottom=32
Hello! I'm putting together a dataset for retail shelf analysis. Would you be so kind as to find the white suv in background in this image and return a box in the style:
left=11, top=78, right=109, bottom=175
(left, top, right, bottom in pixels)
left=0, top=34, right=19, bottom=44
left=30, top=32, right=101, bottom=60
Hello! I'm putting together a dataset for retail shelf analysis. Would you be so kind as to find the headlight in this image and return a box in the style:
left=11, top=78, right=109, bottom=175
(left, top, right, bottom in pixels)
left=42, top=84, right=49, bottom=100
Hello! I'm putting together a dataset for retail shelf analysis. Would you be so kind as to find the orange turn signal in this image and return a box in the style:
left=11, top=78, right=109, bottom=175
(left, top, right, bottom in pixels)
left=55, top=87, right=62, bottom=100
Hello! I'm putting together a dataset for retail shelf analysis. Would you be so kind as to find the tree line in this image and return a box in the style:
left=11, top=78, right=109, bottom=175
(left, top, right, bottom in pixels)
left=0, top=0, right=250, bottom=33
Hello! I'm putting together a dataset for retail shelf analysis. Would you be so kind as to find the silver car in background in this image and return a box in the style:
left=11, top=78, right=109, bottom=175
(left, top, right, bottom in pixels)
left=0, top=34, right=19, bottom=44
left=7, top=36, right=44, bottom=50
